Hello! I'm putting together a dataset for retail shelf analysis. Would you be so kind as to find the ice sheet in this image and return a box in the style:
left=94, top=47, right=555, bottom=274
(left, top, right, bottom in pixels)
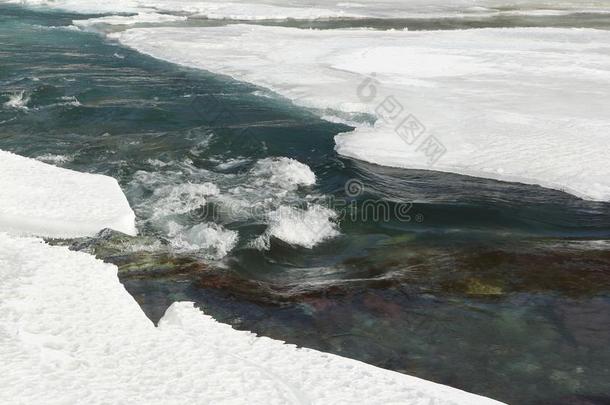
left=0, top=232, right=504, bottom=404
left=114, top=25, right=610, bottom=201
left=0, top=150, right=136, bottom=237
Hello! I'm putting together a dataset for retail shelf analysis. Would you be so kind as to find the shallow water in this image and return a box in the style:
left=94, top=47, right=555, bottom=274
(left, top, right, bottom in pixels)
left=1, top=5, right=610, bottom=404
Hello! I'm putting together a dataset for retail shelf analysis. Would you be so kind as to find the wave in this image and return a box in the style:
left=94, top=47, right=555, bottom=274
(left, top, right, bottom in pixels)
left=3, top=90, right=29, bottom=110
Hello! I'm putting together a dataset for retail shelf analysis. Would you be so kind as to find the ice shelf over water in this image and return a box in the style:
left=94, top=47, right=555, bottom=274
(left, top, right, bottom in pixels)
left=0, top=232, right=504, bottom=404
left=114, top=25, right=610, bottom=201
left=0, top=150, right=136, bottom=237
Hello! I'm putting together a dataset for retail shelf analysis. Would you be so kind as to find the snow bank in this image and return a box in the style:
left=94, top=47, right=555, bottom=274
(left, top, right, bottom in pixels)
left=0, top=150, right=136, bottom=237
left=114, top=26, right=610, bottom=201
left=0, top=232, right=504, bottom=404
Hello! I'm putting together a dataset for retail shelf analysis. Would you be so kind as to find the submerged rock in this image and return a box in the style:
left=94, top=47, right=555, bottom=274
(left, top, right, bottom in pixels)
left=69, top=228, right=163, bottom=258
left=465, top=279, right=503, bottom=296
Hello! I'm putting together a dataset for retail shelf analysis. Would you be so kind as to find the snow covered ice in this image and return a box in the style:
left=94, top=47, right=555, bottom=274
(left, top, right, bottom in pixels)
left=115, top=25, right=610, bottom=201
left=0, top=150, right=136, bottom=237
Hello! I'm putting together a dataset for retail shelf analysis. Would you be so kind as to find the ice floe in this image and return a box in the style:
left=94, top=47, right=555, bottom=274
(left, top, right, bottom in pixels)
left=0, top=150, right=136, bottom=237
left=0, top=232, right=504, bottom=404
left=114, top=25, right=610, bottom=201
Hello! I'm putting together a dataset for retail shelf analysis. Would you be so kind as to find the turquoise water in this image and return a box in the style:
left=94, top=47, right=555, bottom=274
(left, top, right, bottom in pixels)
left=1, top=5, right=610, bottom=404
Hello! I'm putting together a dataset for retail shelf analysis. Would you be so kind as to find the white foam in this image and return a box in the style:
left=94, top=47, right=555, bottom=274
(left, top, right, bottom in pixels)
left=254, top=204, right=339, bottom=249
left=0, top=150, right=136, bottom=237
left=0, top=232, right=504, bottom=404
left=129, top=157, right=325, bottom=252
left=250, top=157, right=316, bottom=190
left=35, top=153, right=74, bottom=165
left=167, top=221, right=238, bottom=259
left=215, top=157, right=250, bottom=171
left=149, top=181, right=220, bottom=222
left=57, top=95, right=81, bottom=107
left=115, top=25, right=610, bottom=201
left=3, top=90, right=29, bottom=110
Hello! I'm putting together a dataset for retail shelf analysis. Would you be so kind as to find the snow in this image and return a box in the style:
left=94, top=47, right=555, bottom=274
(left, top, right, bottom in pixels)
left=73, top=12, right=187, bottom=28
left=0, top=150, right=136, bottom=237
left=114, top=25, right=610, bottom=201
left=6, top=0, right=610, bottom=19
left=0, top=232, right=504, bottom=404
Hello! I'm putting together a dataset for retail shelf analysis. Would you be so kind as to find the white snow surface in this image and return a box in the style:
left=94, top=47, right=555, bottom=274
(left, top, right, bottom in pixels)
left=0, top=150, right=136, bottom=237
left=0, top=232, right=504, bottom=404
left=5, top=0, right=610, bottom=19
left=114, top=25, right=610, bottom=201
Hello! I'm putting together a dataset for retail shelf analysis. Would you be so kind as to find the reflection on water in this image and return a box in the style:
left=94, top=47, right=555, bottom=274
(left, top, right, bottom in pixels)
left=1, top=5, right=610, bottom=404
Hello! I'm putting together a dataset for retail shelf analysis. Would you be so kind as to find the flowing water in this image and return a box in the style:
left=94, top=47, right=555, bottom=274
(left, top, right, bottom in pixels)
left=1, top=5, right=610, bottom=404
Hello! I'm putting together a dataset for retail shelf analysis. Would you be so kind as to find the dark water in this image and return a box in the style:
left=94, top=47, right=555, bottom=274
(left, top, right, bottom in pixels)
left=1, top=5, right=610, bottom=404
